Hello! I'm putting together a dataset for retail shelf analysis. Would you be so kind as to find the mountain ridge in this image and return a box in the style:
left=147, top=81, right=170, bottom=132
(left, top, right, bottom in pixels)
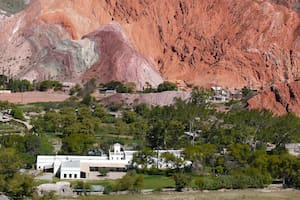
left=2, top=0, right=300, bottom=114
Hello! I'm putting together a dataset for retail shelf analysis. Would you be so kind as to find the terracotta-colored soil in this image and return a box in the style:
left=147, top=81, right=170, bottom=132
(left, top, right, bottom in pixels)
left=0, top=91, right=69, bottom=104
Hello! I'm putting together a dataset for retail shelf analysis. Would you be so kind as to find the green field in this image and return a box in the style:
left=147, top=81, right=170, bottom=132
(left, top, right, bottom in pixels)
left=71, top=190, right=300, bottom=200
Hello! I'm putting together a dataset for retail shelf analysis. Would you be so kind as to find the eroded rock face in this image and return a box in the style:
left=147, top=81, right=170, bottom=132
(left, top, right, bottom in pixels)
left=0, top=0, right=163, bottom=88
left=82, top=22, right=163, bottom=90
left=2, top=0, right=300, bottom=92
left=247, top=81, right=300, bottom=116
left=100, top=0, right=300, bottom=89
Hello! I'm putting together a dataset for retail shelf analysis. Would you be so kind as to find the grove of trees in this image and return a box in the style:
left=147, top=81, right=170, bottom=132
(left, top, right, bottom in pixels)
left=2, top=85, right=300, bottom=198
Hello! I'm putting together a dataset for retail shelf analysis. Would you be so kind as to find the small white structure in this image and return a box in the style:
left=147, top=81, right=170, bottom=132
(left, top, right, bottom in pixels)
left=62, top=82, right=76, bottom=92
left=0, top=90, right=11, bottom=94
left=105, top=90, right=117, bottom=94
left=285, top=143, right=300, bottom=156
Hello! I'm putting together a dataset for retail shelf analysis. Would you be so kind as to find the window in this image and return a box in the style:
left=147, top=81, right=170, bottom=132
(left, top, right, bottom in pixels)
left=89, top=167, right=99, bottom=172
left=69, top=174, right=72, bottom=178
left=74, top=174, right=77, bottom=178
left=64, top=174, right=67, bottom=178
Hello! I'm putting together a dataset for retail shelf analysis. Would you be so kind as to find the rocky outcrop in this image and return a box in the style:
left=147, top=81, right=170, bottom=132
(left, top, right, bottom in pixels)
left=101, top=0, right=300, bottom=89
left=82, top=22, right=163, bottom=90
left=0, top=0, right=163, bottom=89
left=247, top=81, right=300, bottom=116
left=2, top=0, right=300, bottom=92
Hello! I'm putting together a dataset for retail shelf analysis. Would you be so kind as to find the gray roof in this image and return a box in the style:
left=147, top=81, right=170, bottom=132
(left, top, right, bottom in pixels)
left=61, top=160, right=80, bottom=168
left=0, top=194, right=9, bottom=200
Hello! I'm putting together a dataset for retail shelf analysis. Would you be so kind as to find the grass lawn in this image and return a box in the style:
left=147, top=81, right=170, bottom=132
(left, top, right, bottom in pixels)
left=142, top=175, right=174, bottom=189
left=60, top=174, right=174, bottom=190
left=94, top=174, right=174, bottom=190
left=68, top=190, right=300, bottom=200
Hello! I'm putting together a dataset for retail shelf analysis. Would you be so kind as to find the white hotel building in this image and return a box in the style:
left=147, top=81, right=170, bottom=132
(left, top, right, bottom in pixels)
left=36, top=143, right=184, bottom=179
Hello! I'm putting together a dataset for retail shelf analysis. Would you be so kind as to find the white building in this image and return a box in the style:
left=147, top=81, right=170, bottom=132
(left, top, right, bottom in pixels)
left=210, top=86, right=230, bottom=103
left=37, top=144, right=136, bottom=179
left=36, top=143, right=188, bottom=179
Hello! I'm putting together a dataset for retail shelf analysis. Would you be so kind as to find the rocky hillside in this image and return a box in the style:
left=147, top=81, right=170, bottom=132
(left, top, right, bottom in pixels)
left=248, top=81, right=300, bottom=116
left=2, top=0, right=300, bottom=112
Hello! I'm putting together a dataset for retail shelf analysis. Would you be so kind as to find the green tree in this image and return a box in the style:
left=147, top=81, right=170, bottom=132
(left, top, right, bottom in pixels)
left=173, top=172, right=191, bottom=191
left=81, top=94, right=94, bottom=106
left=160, top=152, right=184, bottom=170
left=229, top=144, right=252, bottom=166
left=11, top=106, right=25, bottom=120
left=132, top=148, right=155, bottom=169
left=157, top=81, right=177, bottom=92
left=6, top=174, right=35, bottom=199
left=93, top=105, right=107, bottom=118
left=268, top=113, right=300, bottom=148
left=116, top=171, right=144, bottom=192
left=61, top=134, right=95, bottom=155
left=183, top=144, right=217, bottom=174
left=123, top=110, right=137, bottom=124
left=0, top=148, right=23, bottom=179
left=99, top=168, right=109, bottom=176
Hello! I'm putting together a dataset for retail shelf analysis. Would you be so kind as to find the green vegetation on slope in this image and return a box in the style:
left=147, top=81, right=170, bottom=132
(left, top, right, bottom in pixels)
left=0, top=0, right=26, bottom=15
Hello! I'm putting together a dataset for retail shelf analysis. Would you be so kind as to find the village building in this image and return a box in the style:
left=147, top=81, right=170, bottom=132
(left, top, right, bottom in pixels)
left=210, top=86, right=230, bottom=103
left=104, top=89, right=117, bottom=94
left=62, top=82, right=76, bottom=92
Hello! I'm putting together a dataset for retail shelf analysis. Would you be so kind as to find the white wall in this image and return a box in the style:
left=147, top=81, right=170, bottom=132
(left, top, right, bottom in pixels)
left=60, top=167, right=81, bottom=179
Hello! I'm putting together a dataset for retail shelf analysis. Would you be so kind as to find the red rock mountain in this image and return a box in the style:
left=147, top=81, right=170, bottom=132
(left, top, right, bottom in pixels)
left=248, top=81, right=300, bottom=116
left=2, top=0, right=300, bottom=113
